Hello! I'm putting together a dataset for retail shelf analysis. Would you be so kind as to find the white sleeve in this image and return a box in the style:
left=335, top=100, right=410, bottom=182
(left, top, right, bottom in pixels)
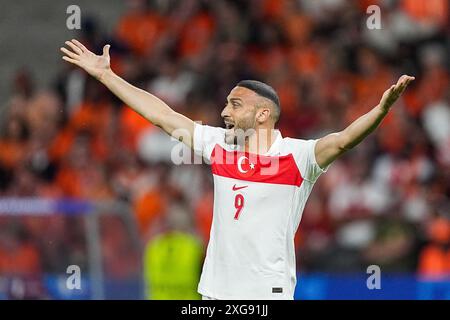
left=193, top=123, right=226, bottom=162
left=290, top=138, right=330, bottom=183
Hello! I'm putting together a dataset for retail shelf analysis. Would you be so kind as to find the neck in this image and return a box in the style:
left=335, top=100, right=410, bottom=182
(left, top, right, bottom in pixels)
left=244, top=127, right=277, bottom=154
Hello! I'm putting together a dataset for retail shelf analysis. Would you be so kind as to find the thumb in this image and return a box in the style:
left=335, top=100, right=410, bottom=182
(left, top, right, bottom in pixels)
left=103, top=44, right=111, bottom=57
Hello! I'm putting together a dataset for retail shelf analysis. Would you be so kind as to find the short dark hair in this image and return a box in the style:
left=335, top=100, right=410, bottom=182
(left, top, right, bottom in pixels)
left=237, top=80, right=281, bottom=122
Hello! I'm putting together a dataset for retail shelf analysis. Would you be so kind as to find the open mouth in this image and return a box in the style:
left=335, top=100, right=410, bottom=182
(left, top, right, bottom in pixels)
left=225, top=123, right=235, bottom=130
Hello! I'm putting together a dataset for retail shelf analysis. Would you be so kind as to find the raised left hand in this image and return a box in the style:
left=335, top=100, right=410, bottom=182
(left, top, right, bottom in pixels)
left=380, top=75, right=415, bottom=112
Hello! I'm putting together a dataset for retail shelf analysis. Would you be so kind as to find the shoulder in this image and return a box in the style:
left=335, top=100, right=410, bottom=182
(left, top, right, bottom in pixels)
left=194, top=124, right=226, bottom=145
left=282, top=136, right=329, bottom=183
left=193, top=124, right=229, bottom=160
left=281, top=137, right=317, bottom=153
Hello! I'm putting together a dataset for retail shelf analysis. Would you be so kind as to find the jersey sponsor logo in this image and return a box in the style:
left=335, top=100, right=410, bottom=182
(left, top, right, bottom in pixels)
left=232, top=184, right=248, bottom=191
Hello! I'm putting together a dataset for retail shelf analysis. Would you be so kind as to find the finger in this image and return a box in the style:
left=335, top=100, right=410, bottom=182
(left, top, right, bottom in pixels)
left=395, top=83, right=407, bottom=95
left=60, top=47, right=79, bottom=60
left=395, top=80, right=411, bottom=95
left=102, top=44, right=111, bottom=57
left=395, top=80, right=406, bottom=90
left=400, top=77, right=413, bottom=89
left=65, top=41, right=82, bottom=55
left=395, top=86, right=406, bottom=96
left=398, top=75, right=415, bottom=87
left=395, top=76, right=410, bottom=91
left=401, top=80, right=411, bottom=90
left=399, top=75, right=410, bottom=87
left=395, top=76, right=405, bottom=87
left=71, top=39, right=88, bottom=52
left=62, top=56, right=81, bottom=67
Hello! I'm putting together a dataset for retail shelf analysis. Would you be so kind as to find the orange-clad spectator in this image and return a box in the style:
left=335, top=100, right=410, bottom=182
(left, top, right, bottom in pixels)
left=245, top=47, right=266, bottom=76
left=49, top=127, right=110, bottom=165
left=25, top=91, right=61, bottom=139
left=418, top=246, right=450, bottom=278
left=57, top=98, right=115, bottom=162
left=194, top=189, right=213, bottom=245
left=0, top=244, right=41, bottom=275
left=261, top=0, right=287, bottom=21
left=356, top=0, right=382, bottom=12
left=178, top=12, right=215, bottom=59
left=376, top=112, right=407, bottom=154
left=401, top=0, right=448, bottom=27
left=246, top=45, right=287, bottom=77
left=281, top=11, right=313, bottom=46
left=55, top=165, right=81, bottom=197
left=418, top=217, right=450, bottom=279
left=54, top=129, right=114, bottom=199
left=120, top=104, right=155, bottom=152
left=115, top=0, right=166, bottom=57
left=56, top=162, right=113, bottom=200
left=69, top=101, right=114, bottom=138
left=48, top=126, right=75, bottom=163
left=405, top=67, right=449, bottom=118
left=35, top=181, right=64, bottom=198
left=0, top=230, right=41, bottom=276
left=134, top=188, right=167, bottom=236
left=351, top=50, right=393, bottom=112
left=288, top=43, right=323, bottom=77
left=0, top=116, right=29, bottom=170
left=274, top=79, right=299, bottom=117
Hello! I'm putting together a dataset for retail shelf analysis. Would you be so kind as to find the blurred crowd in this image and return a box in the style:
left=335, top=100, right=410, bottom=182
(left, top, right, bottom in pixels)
left=0, top=0, right=449, bottom=298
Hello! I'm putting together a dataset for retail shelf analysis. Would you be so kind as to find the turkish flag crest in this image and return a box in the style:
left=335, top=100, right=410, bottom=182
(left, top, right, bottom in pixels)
left=236, top=154, right=258, bottom=178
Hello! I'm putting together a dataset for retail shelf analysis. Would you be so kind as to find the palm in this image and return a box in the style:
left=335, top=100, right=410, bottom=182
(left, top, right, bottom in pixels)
left=79, top=51, right=109, bottom=77
left=380, top=75, right=415, bottom=112
left=61, top=40, right=111, bottom=80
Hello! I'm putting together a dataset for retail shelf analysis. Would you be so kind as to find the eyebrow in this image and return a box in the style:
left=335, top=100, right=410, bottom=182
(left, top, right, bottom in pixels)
left=229, top=98, right=243, bottom=104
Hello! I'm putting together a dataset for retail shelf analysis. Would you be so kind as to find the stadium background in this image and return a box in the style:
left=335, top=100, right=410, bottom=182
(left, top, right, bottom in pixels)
left=0, top=0, right=449, bottom=299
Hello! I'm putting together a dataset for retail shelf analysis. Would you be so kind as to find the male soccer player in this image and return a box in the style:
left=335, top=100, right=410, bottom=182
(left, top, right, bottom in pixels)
left=61, top=40, right=414, bottom=300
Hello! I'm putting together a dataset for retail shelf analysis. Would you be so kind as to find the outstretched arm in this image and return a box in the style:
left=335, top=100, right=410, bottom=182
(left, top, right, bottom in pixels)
left=61, top=39, right=195, bottom=148
left=315, top=75, right=415, bottom=169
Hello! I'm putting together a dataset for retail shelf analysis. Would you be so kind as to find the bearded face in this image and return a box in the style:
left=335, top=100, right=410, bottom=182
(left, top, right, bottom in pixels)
left=221, top=84, right=279, bottom=147
left=224, top=113, right=257, bottom=145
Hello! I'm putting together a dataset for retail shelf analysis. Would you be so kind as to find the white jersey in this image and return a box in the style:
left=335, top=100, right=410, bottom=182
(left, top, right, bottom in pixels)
left=193, top=124, right=329, bottom=300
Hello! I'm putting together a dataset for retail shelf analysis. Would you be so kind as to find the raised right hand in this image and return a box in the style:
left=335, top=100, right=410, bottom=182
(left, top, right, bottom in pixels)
left=61, top=39, right=111, bottom=81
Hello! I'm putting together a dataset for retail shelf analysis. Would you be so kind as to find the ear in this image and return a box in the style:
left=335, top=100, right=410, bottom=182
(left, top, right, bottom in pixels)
left=256, top=108, right=271, bottom=124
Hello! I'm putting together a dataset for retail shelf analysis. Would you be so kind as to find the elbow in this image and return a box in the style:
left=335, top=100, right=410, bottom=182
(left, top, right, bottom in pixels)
left=338, top=143, right=353, bottom=152
left=153, top=109, right=173, bottom=128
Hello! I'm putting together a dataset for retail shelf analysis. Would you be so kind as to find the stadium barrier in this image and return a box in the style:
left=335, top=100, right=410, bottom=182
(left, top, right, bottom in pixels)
left=295, top=273, right=450, bottom=300
left=0, top=198, right=144, bottom=299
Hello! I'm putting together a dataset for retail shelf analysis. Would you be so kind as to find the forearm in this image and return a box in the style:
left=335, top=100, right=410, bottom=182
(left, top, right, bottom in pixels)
left=315, top=75, right=414, bottom=168
left=61, top=40, right=196, bottom=147
left=99, top=69, right=173, bottom=126
left=339, top=104, right=388, bottom=150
